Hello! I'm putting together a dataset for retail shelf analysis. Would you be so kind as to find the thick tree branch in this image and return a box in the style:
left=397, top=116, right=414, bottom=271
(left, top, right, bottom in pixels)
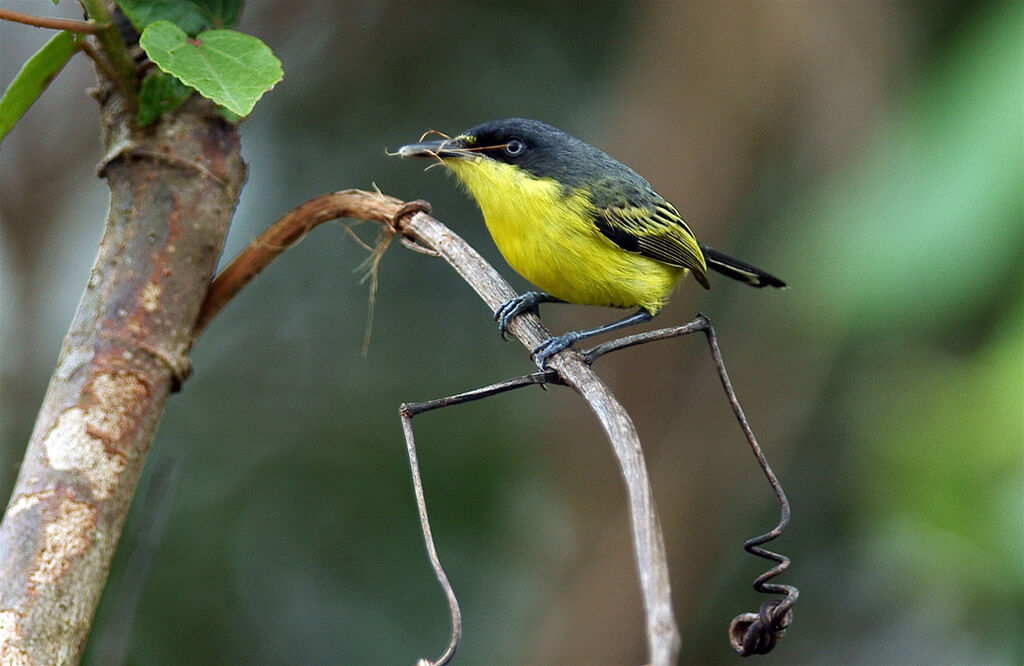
left=197, top=190, right=681, bottom=664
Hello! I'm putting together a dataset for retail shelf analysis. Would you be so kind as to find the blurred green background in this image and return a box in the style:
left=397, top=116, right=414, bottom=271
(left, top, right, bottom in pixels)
left=2, top=1, right=1021, bottom=664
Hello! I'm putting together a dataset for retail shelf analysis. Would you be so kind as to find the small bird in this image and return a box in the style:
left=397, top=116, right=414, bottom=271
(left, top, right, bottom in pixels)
left=397, top=118, right=785, bottom=368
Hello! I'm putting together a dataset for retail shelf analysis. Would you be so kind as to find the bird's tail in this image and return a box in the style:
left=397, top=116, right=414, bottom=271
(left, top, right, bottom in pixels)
left=699, top=244, right=787, bottom=289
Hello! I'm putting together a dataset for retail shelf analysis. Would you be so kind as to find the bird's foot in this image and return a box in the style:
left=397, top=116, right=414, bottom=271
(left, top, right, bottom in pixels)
left=494, top=291, right=548, bottom=339
left=532, top=331, right=583, bottom=369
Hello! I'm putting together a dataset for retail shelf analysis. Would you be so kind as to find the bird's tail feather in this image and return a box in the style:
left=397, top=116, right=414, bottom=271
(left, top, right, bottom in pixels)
left=699, top=244, right=787, bottom=289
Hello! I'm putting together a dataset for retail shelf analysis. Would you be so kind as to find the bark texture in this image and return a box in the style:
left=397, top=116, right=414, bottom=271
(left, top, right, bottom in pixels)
left=0, top=85, right=245, bottom=664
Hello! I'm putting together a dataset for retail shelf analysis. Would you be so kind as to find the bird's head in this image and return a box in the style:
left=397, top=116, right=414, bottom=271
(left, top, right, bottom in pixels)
left=396, top=118, right=614, bottom=204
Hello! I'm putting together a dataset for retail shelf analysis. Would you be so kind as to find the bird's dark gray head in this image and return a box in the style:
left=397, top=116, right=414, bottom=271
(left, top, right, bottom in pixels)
left=399, top=118, right=650, bottom=191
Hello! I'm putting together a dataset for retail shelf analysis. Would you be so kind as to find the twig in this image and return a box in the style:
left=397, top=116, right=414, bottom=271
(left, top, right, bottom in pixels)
left=398, top=370, right=558, bottom=666
left=193, top=191, right=406, bottom=339
left=198, top=190, right=681, bottom=664
left=582, top=317, right=710, bottom=361
left=401, top=408, right=461, bottom=666
left=701, top=322, right=796, bottom=656
left=399, top=314, right=798, bottom=658
left=402, top=371, right=559, bottom=418
left=0, top=8, right=104, bottom=34
left=77, top=0, right=138, bottom=102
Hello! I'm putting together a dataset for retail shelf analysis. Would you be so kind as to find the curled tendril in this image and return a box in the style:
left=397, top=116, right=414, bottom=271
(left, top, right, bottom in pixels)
left=728, top=527, right=798, bottom=656
left=583, top=314, right=799, bottom=656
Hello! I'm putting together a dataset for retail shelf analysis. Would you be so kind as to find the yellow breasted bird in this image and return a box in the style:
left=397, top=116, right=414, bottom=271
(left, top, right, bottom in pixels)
left=397, top=118, right=785, bottom=368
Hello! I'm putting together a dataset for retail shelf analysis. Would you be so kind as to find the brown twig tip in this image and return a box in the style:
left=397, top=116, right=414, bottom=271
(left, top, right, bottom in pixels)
left=420, top=129, right=452, bottom=142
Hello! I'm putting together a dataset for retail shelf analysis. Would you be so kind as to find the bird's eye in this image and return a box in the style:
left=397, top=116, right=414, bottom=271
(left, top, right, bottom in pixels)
left=504, top=139, right=524, bottom=156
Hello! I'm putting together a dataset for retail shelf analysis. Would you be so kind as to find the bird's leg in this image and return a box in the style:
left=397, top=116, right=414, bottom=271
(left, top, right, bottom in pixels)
left=533, top=309, right=653, bottom=369
left=494, top=291, right=563, bottom=339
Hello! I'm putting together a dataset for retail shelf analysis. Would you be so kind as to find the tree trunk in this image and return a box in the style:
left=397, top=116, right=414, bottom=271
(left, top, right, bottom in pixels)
left=0, top=79, right=246, bottom=664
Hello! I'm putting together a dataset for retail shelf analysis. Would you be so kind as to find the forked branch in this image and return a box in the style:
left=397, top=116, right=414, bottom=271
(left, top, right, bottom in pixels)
left=400, top=316, right=797, bottom=663
left=197, top=189, right=796, bottom=664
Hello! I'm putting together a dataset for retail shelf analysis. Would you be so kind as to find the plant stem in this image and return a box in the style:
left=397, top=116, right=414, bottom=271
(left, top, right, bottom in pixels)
left=0, top=8, right=102, bottom=33
left=78, top=0, right=137, bottom=101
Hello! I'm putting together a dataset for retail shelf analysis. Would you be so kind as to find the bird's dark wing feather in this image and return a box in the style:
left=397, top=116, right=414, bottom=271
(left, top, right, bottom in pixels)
left=588, top=183, right=709, bottom=288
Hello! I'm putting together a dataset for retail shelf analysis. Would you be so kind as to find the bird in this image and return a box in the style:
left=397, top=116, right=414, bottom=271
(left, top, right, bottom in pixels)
left=396, top=118, right=785, bottom=368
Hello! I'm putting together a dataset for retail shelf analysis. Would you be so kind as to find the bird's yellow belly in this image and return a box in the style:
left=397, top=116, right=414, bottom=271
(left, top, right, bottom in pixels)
left=448, top=159, right=683, bottom=313
left=494, top=213, right=683, bottom=313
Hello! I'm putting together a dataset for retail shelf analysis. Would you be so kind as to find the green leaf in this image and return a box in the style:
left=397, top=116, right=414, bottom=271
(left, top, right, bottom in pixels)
left=137, top=70, right=193, bottom=125
left=116, top=0, right=242, bottom=35
left=0, top=31, right=77, bottom=147
left=139, top=21, right=282, bottom=117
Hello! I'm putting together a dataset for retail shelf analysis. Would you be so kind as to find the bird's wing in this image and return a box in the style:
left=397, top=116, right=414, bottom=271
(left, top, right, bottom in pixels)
left=590, top=188, right=709, bottom=288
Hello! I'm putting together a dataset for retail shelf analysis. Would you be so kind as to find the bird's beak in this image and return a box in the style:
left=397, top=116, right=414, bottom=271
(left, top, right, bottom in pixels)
left=397, top=136, right=473, bottom=160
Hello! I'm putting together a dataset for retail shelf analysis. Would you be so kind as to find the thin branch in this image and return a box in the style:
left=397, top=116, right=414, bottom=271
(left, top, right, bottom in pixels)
left=0, top=8, right=104, bottom=34
left=403, top=371, right=559, bottom=418
left=398, top=370, right=558, bottom=665
left=701, top=321, right=797, bottom=656
left=193, top=191, right=406, bottom=339
left=400, top=408, right=462, bottom=666
left=198, top=190, right=681, bottom=664
left=582, top=317, right=710, bottom=362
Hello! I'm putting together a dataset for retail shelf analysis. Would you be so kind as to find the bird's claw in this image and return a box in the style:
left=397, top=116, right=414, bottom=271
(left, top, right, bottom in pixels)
left=532, top=332, right=581, bottom=369
left=494, top=292, right=543, bottom=339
